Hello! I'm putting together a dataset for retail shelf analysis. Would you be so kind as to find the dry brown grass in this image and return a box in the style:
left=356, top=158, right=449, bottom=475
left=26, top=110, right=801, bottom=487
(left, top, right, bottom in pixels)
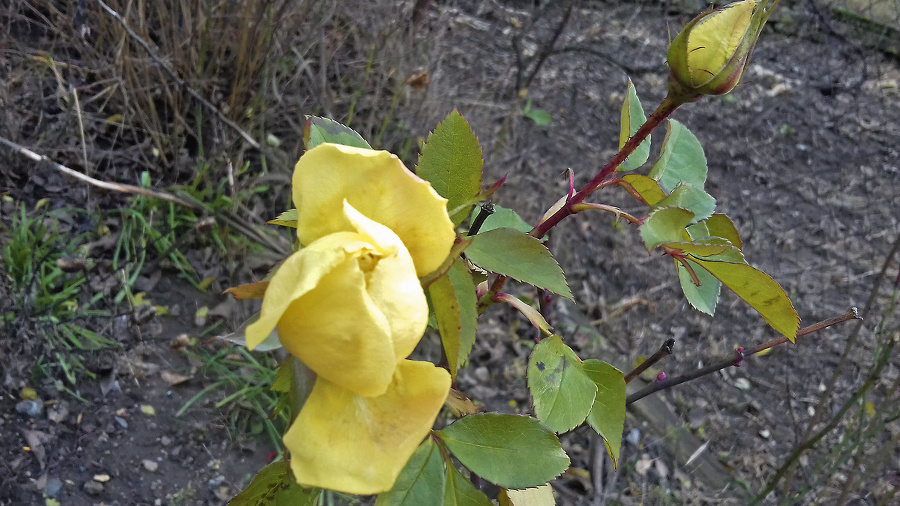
left=1, top=0, right=433, bottom=196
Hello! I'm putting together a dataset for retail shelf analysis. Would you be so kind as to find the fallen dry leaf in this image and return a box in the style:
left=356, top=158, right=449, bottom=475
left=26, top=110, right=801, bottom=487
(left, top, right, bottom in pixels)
left=22, top=430, right=50, bottom=470
left=160, top=370, right=190, bottom=386
left=223, top=280, right=269, bottom=300
left=444, top=388, right=481, bottom=417
left=405, top=70, right=429, bottom=89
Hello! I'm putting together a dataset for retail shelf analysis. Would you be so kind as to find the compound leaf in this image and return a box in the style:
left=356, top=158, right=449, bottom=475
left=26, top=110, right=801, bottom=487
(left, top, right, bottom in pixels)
left=527, top=336, right=598, bottom=433
left=639, top=207, right=695, bottom=251
left=618, top=80, right=650, bottom=171
left=691, top=257, right=799, bottom=339
left=375, top=439, right=445, bottom=506
left=435, top=413, right=569, bottom=489
left=228, top=461, right=319, bottom=506
left=467, top=228, right=571, bottom=299
left=648, top=119, right=707, bottom=192
left=582, top=360, right=626, bottom=468
left=417, top=110, right=484, bottom=225
left=304, top=117, right=371, bottom=150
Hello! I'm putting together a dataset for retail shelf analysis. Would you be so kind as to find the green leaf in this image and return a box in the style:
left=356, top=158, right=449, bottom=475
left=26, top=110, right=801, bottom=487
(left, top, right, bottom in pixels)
left=303, top=116, right=371, bottom=150
left=443, top=462, right=493, bottom=506
left=621, top=174, right=665, bottom=206
left=417, top=109, right=484, bottom=225
left=499, top=485, right=555, bottom=506
left=704, top=214, right=743, bottom=250
left=228, top=461, right=319, bottom=506
left=375, top=439, right=445, bottom=506
left=618, top=79, right=650, bottom=171
left=466, top=228, right=571, bottom=299
left=522, top=100, right=552, bottom=127
left=582, top=360, right=626, bottom=468
left=639, top=207, right=694, bottom=251
left=449, top=262, right=478, bottom=370
left=435, top=413, right=570, bottom=489
left=648, top=119, right=707, bottom=192
left=676, top=258, right=721, bottom=315
left=654, top=183, right=716, bottom=223
left=470, top=205, right=533, bottom=235
left=527, top=336, right=598, bottom=433
left=686, top=221, right=709, bottom=240
left=428, top=273, right=461, bottom=377
left=271, top=359, right=293, bottom=393
left=691, top=257, right=799, bottom=339
left=268, top=209, right=298, bottom=228
left=666, top=239, right=731, bottom=258
left=428, top=262, right=477, bottom=379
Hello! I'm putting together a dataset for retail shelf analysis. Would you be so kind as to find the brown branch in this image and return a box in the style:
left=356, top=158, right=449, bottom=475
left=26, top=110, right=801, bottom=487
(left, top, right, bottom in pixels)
left=625, top=308, right=861, bottom=406
left=624, top=338, right=675, bottom=384
left=0, top=136, right=197, bottom=209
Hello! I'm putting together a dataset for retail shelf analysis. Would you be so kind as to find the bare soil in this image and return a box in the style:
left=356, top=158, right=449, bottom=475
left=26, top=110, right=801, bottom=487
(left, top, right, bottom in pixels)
left=2, top=1, right=899, bottom=505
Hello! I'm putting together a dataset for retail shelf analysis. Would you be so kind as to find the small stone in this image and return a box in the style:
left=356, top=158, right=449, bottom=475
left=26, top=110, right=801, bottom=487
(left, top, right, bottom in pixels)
left=47, top=403, right=69, bottom=423
left=114, top=416, right=128, bottom=429
left=625, top=428, right=641, bottom=446
left=15, top=400, right=43, bottom=419
left=734, top=378, right=751, bottom=391
left=142, top=459, right=158, bottom=472
left=635, top=455, right=653, bottom=476
left=93, top=474, right=111, bottom=483
left=759, top=429, right=771, bottom=439
left=160, top=436, right=173, bottom=446
left=44, top=479, right=63, bottom=497
left=83, top=481, right=104, bottom=496
left=208, top=475, right=225, bottom=488
left=473, top=366, right=490, bottom=382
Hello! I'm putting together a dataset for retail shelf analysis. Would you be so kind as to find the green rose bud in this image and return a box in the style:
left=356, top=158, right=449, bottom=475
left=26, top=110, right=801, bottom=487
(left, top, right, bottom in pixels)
left=667, top=0, right=779, bottom=102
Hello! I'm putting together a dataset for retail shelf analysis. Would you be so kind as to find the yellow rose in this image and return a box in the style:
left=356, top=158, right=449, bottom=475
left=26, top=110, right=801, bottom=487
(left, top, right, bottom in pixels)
left=246, top=143, right=455, bottom=494
left=292, top=143, right=455, bottom=276
left=667, top=0, right=779, bottom=100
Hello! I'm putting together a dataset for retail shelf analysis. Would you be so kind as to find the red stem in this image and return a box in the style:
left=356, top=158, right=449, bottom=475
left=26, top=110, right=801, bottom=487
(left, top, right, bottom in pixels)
left=531, top=96, right=680, bottom=240
left=478, top=96, right=681, bottom=310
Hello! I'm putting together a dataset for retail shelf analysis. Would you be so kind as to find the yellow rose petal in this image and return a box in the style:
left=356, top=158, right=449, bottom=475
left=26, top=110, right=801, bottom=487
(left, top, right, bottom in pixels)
left=277, top=256, right=397, bottom=397
left=293, top=143, right=455, bottom=276
left=342, top=201, right=428, bottom=360
left=285, top=360, right=451, bottom=495
left=245, top=231, right=362, bottom=350
left=248, top=204, right=430, bottom=396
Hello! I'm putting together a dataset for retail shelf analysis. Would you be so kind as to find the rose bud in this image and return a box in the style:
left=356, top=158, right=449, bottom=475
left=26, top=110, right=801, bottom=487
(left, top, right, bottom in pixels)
left=667, top=0, right=779, bottom=102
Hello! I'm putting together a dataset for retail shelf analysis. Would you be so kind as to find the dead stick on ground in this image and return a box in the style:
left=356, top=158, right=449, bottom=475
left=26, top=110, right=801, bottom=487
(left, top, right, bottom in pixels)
left=0, top=136, right=197, bottom=209
left=625, top=308, right=861, bottom=406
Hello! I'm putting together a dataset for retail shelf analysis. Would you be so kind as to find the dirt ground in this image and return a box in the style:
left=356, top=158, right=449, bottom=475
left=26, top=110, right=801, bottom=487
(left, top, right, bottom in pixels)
left=2, top=1, right=899, bottom=505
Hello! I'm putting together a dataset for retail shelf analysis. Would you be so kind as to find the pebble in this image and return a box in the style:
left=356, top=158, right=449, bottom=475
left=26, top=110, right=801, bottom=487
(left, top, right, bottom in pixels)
left=114, top=416, right=129, bottom=429
left=208, top=475, right=225, bottom=488
left=44, top=479, right=63, bottom=497
left=83, top=480, right=104, bottom=496
left=15, top=400, right=43, bottom=419
left=142, top=459, right=159, bottom=472
left=625, top=428, right=642, bottom=446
